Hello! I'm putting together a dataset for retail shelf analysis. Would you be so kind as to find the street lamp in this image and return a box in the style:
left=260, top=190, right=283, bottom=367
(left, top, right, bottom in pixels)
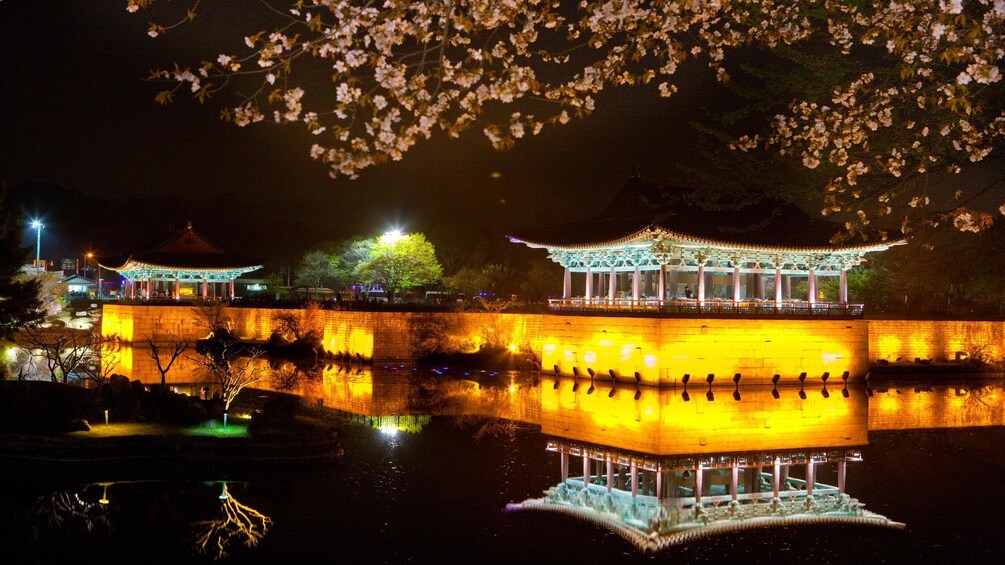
left=30, top=220, right=42, bottom=273
left=87, top=252, right=103, bottom=299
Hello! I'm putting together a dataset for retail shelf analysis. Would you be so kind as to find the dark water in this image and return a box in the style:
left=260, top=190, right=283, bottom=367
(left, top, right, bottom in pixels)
left=3, top=373, right=1004, bottom=564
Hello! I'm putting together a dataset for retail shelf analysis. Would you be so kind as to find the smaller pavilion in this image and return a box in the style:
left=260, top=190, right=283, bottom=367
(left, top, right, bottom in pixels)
left=510, top=177, right=905, bottom=314
left=98, top=222, right=262, bottom=301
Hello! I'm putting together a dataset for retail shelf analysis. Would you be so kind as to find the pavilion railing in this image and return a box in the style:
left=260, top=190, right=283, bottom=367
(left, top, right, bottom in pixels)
left=547, top=298, right=864, bottom=317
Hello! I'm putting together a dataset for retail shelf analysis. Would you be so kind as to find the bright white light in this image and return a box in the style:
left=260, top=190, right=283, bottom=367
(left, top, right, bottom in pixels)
left=382, top=229, right=403, bottom=244
left=31, top=220, right=42, bottom=229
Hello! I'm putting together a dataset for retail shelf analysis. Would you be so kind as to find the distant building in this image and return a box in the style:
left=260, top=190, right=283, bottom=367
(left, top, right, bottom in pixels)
left=98, top=222, right=262, bottom=300
left=60, top=274, right=97, bottom=296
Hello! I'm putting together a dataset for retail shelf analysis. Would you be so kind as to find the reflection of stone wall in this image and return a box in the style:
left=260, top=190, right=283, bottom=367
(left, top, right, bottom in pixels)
left=540, top=376, right=869, bottom=455
left=868, top=386, right=1005, bottom=430
left=868, top=320, right=1005, bottom=362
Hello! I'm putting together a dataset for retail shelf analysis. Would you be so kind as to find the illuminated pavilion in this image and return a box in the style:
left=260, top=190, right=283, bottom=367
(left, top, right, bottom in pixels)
left=510, top=177, right=904, bottom=314
left=99, top=222, right=261, bottom=300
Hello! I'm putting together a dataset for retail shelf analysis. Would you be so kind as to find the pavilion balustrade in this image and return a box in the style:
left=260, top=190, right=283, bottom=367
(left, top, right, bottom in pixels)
left=547, top=298, right=864, bottom=317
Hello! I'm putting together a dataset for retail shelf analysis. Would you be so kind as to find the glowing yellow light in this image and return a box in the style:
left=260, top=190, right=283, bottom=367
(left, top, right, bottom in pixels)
left=584, top=351, right=597, bottom=364
left=508, top=343, right=517, bottom=352
left=644, top=354, right=657, bottom=368
left=509, top=384, right=517, bottom=394
left=564, top=350, right=575, bottom=362
left=599, top=339, right=613, bottom=347
left=543, top=344, right=556, bottom=353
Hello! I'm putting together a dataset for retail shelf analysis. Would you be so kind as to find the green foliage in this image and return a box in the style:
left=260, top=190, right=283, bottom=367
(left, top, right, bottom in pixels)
left=0, top=190, right=42, bottom=340
left=355, top=233, right=442, bottom=301
left=293, top=250, right=336, bottom=290
left=851, top=224, right=1005, bottom=316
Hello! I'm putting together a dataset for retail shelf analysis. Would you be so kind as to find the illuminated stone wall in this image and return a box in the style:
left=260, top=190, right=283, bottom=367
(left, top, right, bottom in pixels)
left=867, top=320, right=1005, bottom=362
left=541, top=317, right=868, bottom=385
left=114, top=306, right=1005, bottom=380
left=101, top=304, right=544, bottom=362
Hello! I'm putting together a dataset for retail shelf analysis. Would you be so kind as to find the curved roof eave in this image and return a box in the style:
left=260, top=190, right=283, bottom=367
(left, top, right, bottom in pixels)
left=509, top=228, right=906, bottom=255
left=506, top=498, right=905, bottom=553
left=98, top=259, right=263, bottom=274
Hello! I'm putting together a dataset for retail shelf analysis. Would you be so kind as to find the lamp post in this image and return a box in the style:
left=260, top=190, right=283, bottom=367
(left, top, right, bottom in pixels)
left=30, top=220, right=42, bottom=273
left=86, top=252, right=100, bottom=298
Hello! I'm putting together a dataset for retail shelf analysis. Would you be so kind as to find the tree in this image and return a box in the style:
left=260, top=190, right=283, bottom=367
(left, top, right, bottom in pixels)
left=19, top=326, right=116, bottom=384
left=355, top=232, right=442, bottom=302
left=0, top=190, right=41, bottom=339
left=192, top=343, right=266, bottom=411
left=145, top=336, right=190, bottom=387
left=293, top=250, right=336, bottom=296
left=130, top=1, right=1005, bottom=233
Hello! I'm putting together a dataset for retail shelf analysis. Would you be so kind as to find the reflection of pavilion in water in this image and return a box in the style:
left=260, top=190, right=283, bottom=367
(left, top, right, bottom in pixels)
left=507, top=376, right=904, bottom=553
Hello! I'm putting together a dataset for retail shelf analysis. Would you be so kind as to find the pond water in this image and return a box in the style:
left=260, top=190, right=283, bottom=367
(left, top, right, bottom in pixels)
left=3, top=357, right=1004, bottom=563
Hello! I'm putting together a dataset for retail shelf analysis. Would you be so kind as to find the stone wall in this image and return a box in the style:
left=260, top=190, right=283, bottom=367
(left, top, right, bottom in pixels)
left=104, top=305, right=1003, bottom=383
left=102, top=304, right=544, bottom=362
left=540, top=316, right=868, bottom=385
left=867, top=319, right=1005, bottom=362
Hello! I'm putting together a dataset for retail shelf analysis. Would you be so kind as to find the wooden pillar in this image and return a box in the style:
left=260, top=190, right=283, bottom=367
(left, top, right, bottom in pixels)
left=201, top=278, right=208, bottom=298
left=668, top=268, right=678, bottom=298
left=658, top=264, right=666, bottom=302
left=837, top=460, right=847, bottom=494
left=583, top=454, right=591, bottom=488
left=655, top=467, right=663, bottom=501
left=783, top=274, right=791, bottom=300
left=174, top=277, right=180, bottom=299
left=839, top=269, right=849, bottom=304
left=694, top=462, right=703, bottom=503
left=772, top=457, right=781, bottom=497
left=731, top=459, right=739, bottom=501
left=606, top=460, right=614, bottom=493
left=807, top=269, right=817, bottom=305
left=229, top=278, right=236, bottom=300
left=756, top=273, right=765, bottom=299
left=774, top=267, right=783, bottom=305
left=732, top=265, right=741, bottom=302
left=632, top=266, right=641, bottom=302
left=561, top=452, right=569, bottom=482
left=697, top=264, right=706, bottom=302
left=806, top=461, right=815, bottom=496
left=584, top=267, right=593, bottom=303
left=608, top=267, right=617, bottom=301
left=630, top=462, right=638, bottom=498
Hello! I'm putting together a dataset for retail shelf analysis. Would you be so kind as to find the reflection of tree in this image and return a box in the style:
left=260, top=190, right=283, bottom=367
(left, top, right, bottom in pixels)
left=32, top=488, right=112, bottom=540
left=19, top=326, right=118, bottom=384
left=420, top=379, right=527, bottom=441
left=191, top=483, right=272, bottom=561
left=958, top=386, right=1005, bottom=425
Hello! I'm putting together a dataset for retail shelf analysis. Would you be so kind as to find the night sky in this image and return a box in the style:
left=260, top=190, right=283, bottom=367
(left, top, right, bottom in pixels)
left=5, top=3, right=1000, bottom=271
left=0, top=1, right=722, bottom=267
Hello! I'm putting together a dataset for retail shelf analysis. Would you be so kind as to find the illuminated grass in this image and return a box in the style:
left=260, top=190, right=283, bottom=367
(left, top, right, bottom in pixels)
left=68, top=421, right=249, bottom=438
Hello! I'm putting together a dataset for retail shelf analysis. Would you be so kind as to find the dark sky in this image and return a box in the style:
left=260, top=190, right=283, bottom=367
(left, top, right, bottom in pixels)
left=0, top=1, right=719, bottom=266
